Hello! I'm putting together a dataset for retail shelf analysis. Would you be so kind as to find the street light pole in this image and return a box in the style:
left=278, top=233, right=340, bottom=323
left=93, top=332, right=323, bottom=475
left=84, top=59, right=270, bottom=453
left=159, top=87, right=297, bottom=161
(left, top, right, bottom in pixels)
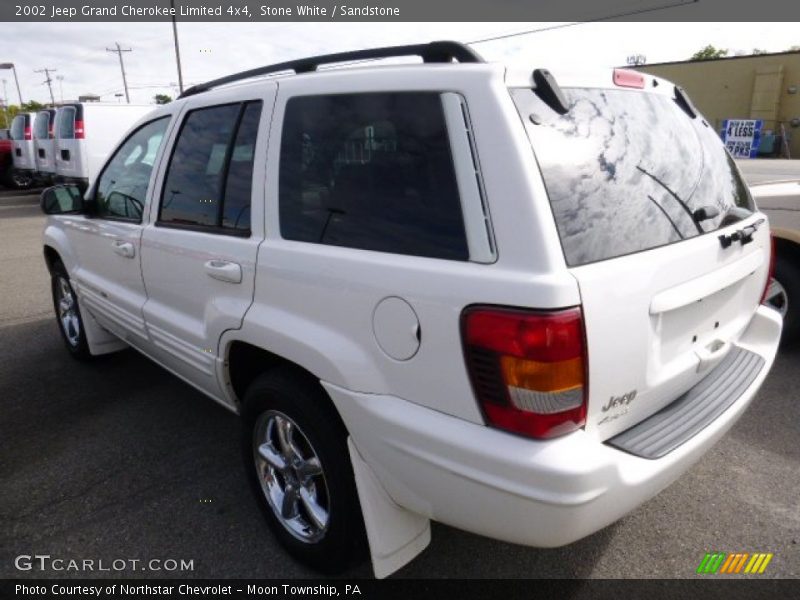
left=0, top=63, right=24, bottom=105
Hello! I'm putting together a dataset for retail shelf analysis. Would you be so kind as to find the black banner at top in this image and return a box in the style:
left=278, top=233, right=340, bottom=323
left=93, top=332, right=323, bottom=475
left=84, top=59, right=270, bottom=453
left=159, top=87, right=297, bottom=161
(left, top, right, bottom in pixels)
left=2, top=0, right=800, bottom=22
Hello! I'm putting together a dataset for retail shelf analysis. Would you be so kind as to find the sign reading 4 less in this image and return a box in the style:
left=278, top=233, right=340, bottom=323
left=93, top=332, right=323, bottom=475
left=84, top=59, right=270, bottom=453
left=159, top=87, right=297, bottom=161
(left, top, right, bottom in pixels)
left=721, top=119, right=763, bottom=159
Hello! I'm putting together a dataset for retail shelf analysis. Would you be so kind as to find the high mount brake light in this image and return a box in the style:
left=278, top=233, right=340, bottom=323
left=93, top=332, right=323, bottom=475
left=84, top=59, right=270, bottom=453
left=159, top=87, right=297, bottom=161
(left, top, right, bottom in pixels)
left=613, top=69, right=645, bottom=89
left=462, top=306, right=588, bottom=439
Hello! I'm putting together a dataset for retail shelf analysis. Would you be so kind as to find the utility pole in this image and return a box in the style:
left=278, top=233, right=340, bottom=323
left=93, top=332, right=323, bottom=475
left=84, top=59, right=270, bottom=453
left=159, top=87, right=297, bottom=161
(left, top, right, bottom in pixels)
left=170, top=0, right=184, bottom=94
left=35, top=68, right=57, bottom=104
left=106, top=42, right=132, bottom=103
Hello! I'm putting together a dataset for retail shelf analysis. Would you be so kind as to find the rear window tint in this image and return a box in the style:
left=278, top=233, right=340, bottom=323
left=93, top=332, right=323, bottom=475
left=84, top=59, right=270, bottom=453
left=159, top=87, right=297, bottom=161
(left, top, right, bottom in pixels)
left=57, top=107, right=76, bottom=139
left=279, top=92, right=468, bottom=261
left=512, top=88, right=754, bottom=267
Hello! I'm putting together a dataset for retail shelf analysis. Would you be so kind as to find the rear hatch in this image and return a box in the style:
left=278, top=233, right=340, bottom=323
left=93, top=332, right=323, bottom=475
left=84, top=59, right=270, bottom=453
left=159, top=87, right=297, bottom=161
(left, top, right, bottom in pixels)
left=511, top=76, right=771, bottom=440
left=55, top=104, right=84, bottom=178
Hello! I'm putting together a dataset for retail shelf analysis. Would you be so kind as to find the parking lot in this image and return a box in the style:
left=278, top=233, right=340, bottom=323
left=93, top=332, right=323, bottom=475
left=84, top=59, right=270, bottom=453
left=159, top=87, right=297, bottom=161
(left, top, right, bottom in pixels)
left=0, top=186, right=798, bottom=579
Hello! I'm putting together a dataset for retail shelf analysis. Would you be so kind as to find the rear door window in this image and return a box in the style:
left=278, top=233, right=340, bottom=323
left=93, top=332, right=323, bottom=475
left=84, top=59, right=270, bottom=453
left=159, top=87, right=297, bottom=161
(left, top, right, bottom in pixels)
left=57, top=107, right=76, bottom=139
left=278, top=92, right=468, bottom=261
left=34, top=112, right=50, bottom=140
left=511, top=88, right=754, bottom=267
left=158, top=100, right=262, bottom=234
left=10, top=115, right=24, bottom=140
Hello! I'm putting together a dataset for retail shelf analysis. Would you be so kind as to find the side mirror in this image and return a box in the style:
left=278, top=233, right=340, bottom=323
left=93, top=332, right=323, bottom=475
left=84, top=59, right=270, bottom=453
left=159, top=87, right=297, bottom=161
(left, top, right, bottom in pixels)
left=40, top=184, right=84, bottom=215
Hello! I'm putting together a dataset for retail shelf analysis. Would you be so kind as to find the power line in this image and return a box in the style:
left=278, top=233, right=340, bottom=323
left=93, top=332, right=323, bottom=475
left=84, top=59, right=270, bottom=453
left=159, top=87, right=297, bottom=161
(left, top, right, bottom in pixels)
left=312, top=0, right=698, bottom=73
left=466, top=0, right=698, bottom=45
left=34, top=67, right=57, bottom=104
left=106, top=42, right=132, bottom=103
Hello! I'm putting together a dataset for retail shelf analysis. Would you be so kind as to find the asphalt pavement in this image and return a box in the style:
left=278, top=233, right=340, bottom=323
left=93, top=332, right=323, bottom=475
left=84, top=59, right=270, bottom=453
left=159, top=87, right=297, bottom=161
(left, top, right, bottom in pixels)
left=737, top=159, right=800, bottom=184
left=0, top=188, right=798, bottom=579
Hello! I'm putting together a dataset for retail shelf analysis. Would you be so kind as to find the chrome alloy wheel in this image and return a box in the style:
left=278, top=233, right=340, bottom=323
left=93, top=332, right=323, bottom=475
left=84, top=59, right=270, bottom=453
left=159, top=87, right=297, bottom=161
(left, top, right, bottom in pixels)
left=253, top=410, right=330, bottom=543
left=55, top=276, right=81, bottom=347
left=764, top=277, right=788, bottom=319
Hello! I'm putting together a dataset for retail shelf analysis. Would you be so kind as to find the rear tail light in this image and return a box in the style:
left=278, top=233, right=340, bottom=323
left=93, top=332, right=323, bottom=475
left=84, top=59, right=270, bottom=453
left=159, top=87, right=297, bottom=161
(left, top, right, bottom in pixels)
left=462, top=306, right=588, bottom=440
left=760, top=234, right=776, bottom=305
left=48, top=125, right=54, bottom=139
left=23, top=126, right=32, bottom=141
left=74, top=120, right=85, bottom=139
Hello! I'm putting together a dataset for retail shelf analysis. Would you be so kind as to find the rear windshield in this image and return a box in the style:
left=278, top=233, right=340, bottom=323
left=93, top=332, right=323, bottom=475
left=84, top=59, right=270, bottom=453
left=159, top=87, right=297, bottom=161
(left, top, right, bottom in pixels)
left=57, top=107, right=76, bottom=139
left=10, top=115, right=25, bottom=140
left=512, top=87, right=754, bottom=267
left=34, top=112, right=50, bottom=139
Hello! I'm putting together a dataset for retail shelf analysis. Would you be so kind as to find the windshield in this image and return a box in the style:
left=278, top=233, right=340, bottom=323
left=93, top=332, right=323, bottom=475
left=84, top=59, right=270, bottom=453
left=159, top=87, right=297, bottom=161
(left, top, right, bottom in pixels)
left=512, top=87, right=754, bottom=267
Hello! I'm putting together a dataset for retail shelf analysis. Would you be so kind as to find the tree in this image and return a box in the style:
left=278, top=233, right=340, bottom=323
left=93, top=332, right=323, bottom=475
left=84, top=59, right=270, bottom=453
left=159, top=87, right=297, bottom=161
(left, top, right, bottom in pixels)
left=154, top=94, right=172, bottom=104
left=752, top=48, right=768, bottom=55
left=21, top=100, right=45, bottom=111
left=690, top=45, right=729, bottom=60
left=789, top=45, right=800, bottom=52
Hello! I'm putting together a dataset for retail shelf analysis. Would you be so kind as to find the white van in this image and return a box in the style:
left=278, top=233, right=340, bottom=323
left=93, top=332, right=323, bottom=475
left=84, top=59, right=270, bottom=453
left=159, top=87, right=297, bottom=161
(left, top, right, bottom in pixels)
left=10, top=112, right=37, bottom=180
left=33, top=108, right=58, bottom=182
left=54, top=103, right=154, bottom=191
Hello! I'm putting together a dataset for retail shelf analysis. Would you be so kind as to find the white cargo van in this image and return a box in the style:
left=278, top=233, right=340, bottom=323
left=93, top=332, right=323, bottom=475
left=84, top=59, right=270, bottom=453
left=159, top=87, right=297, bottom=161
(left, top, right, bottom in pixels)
left=54, top=103, right=154, bottom=191
left=34, top=108, right=58, bottom=182
left=10, top=112, right=37, bottom=181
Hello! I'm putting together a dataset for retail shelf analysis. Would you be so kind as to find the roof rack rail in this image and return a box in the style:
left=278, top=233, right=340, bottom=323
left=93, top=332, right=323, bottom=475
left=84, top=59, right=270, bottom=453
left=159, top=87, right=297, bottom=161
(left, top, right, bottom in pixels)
left=179, top=40, right=484, bottom=99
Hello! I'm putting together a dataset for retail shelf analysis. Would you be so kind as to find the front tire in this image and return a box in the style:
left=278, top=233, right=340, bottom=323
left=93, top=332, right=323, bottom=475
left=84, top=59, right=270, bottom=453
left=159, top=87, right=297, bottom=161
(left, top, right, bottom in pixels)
left=51, top=261, right=91, bottom=360
left=242, top=367, right=367, bottom=573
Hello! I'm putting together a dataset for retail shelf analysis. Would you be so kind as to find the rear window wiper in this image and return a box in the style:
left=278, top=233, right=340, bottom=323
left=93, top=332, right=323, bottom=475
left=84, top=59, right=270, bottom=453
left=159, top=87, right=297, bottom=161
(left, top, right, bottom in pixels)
left=636, top=165, right=704, bottom=234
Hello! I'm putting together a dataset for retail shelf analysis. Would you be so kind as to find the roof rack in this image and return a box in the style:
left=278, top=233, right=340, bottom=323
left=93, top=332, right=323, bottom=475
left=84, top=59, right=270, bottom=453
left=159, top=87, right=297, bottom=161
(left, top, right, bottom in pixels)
left=179, top=40, right=484, bottom=99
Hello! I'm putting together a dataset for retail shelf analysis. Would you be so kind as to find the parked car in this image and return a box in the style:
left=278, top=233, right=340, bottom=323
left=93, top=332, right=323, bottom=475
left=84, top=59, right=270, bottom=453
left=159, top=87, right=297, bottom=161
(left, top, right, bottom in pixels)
left=9, top=112, right=37, bottom=188
left=749, top=180, right=800, bottom=344
left=39, top=41, right=782, bottom=578
left=34, top=108, right=58, bottom=184
left=0, top=128, right=15, bottom=187
left=54, top=102, right=154, bottom=191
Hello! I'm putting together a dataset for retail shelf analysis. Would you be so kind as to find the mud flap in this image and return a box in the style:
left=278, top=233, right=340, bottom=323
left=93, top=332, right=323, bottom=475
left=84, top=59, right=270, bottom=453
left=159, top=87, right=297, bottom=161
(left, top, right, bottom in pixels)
left=80, top=305, right=128, bottom=356
left=347, top=438, right=431, bottom=578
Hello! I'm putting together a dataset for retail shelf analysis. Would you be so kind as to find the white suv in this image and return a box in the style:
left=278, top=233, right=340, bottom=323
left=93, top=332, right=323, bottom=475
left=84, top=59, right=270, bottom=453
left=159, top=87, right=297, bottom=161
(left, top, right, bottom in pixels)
left=40, top=42, right=782, bottom=578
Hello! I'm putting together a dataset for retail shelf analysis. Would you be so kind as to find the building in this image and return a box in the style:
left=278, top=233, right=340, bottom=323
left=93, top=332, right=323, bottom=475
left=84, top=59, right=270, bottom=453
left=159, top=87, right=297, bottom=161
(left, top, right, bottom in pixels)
left=633, top=51, right=800, bottom=158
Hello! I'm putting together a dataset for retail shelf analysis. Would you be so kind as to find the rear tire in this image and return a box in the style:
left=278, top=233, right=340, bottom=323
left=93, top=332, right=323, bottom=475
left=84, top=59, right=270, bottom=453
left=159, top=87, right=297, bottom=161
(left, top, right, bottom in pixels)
left=772, top=256, right=800, bottom=345
left=9, top=169, right=34, bottom=190
left=51, top=261, right=92, bottom=360
left=241, top=367, right=367, bottom=573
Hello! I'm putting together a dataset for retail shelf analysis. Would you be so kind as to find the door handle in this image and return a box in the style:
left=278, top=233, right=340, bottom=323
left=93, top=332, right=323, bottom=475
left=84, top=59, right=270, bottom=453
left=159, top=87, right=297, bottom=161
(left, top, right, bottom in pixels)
left=204, top=259, right=242, bottom=284
left=112, top=240, right=135, bottom=259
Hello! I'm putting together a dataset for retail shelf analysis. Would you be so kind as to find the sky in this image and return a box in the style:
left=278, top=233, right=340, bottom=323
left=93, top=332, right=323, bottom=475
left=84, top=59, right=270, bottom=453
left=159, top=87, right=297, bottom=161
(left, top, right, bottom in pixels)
left=1, top=21, right=798, bottom=105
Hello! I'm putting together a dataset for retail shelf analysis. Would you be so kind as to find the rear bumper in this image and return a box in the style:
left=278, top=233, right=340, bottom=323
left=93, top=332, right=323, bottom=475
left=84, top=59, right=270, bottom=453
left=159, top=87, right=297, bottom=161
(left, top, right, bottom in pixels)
left=324, top=305, right=782, bottom=547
